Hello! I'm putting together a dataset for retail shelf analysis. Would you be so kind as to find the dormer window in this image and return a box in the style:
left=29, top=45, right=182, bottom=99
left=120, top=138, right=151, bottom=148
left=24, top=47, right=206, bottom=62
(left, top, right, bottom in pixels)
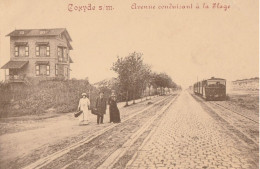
left=40, top=30, right=46, bottom=35
left=19, top=31, right=24, bottom=35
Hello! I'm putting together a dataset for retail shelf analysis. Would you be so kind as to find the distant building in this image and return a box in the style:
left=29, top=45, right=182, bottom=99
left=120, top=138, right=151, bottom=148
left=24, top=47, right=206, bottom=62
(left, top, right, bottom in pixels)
left=1, top=28, right=73, bottom=85
left=232, top=77, right=259, bottom=90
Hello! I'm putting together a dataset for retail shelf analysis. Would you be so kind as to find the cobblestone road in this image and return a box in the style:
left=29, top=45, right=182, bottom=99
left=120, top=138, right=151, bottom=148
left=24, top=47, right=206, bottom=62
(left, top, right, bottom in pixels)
left=126, top=91, right=258, bottom=169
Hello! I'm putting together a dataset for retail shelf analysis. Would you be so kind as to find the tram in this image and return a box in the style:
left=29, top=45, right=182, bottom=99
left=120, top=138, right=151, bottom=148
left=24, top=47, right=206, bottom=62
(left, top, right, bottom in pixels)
left=194, top=77, right=226, bottom=101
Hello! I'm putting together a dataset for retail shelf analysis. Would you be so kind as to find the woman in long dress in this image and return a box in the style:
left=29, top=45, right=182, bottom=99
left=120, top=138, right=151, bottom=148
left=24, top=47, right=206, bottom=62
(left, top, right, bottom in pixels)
left=109, top=93, right=121, bottom=123
left=78, top=93, right=90, bottom=125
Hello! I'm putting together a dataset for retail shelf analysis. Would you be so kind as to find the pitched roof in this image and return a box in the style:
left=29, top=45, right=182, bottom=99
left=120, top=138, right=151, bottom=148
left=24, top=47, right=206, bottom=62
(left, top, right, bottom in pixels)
left=1, top=61, right=29, bottom=69
left=6, top=28, right=72, bottom=41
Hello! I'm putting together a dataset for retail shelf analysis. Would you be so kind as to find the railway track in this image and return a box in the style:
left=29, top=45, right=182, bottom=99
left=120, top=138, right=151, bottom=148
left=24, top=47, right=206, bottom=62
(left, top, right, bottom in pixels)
left=22, top=94, right=177, bottom=169
left=209, top=101, right=259, bottom=124
left=97, top=94, right=179, bottom=169
left=191, top=93, right=259, bottom=146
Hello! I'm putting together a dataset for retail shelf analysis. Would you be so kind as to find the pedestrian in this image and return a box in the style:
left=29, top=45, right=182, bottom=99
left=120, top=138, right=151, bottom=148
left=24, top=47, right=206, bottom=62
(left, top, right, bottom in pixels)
left=78, top=93, right=90, bottom=125
left=108, top=90, right=115, bottom=123
left=109, top=93, right=121, bottom=123
left=95, top=91, right=107, bottom=124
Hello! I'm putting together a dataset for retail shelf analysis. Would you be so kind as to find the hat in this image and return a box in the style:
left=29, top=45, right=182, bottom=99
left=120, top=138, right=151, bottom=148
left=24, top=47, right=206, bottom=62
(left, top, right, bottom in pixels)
left=82, top=93, right=87, bottom=96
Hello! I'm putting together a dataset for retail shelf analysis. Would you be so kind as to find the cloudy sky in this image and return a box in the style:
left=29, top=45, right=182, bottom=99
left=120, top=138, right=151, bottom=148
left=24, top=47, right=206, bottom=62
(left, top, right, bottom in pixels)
left=0, top=0, right=258, bottom=88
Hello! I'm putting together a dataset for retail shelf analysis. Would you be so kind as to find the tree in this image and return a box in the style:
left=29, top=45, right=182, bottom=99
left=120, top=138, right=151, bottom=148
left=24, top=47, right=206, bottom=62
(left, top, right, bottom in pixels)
left=136, top=64, right=151, bottom=101
left=150, top=72, right=177, bottom=95
left=112, top=52, right=149, bottom=106
left=111, top=57, right=131, bottom=106
left=126, top=52, right=144, bottom=104
left=112, top=52, right=178, bottom=105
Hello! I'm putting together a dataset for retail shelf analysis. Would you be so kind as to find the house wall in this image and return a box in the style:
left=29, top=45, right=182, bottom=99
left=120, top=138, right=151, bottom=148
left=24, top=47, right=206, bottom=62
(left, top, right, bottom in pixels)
left=9, top=35, right=71, bottom=79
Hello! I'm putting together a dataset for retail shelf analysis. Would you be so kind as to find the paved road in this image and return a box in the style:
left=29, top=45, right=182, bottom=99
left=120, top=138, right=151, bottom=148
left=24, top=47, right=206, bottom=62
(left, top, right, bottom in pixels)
left=126, top=91, right=258, bottom=169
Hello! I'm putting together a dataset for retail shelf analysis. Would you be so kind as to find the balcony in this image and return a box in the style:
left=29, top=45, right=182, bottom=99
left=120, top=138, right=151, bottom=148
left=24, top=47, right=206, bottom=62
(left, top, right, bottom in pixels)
left=5, top=75, right=33, bottom=86
left=6, top=75, right=26, bottom=83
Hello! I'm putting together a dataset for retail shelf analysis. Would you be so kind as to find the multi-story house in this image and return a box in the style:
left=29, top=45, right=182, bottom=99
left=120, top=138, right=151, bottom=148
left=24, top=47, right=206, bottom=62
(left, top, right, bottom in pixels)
left=1, top=28, right=73, bottom=85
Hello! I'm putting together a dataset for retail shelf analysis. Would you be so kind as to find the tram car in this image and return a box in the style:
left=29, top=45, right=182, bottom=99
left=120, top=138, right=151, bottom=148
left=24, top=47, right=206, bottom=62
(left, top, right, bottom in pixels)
left=193, top=77, right=226, bottom=100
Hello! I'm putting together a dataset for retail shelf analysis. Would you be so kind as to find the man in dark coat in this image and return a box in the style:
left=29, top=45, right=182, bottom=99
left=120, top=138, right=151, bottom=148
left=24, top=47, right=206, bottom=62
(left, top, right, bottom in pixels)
left=96, top=91, right=107, bottom=124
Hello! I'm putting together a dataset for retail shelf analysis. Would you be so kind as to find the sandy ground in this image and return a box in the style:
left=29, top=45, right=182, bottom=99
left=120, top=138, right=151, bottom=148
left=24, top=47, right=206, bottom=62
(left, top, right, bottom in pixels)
left=0, top=95, right=160, bottom=168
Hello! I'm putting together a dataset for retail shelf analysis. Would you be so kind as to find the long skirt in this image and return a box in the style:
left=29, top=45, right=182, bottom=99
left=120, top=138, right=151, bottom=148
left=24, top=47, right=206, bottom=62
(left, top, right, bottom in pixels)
left=111, top=109, right=121, bottom=123
left=79, top=110, right=90, bottom=124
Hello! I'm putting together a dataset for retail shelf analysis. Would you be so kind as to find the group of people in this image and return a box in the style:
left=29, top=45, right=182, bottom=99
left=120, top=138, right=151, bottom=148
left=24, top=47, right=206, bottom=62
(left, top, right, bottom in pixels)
left=77, top=91, right=121, bottom=125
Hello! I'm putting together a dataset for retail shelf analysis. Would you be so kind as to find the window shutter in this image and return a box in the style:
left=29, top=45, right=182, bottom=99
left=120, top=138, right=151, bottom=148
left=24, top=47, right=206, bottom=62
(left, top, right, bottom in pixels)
left=47, top=46, right=50, bottom=56
left=15, top=46, right=19, bottom=57
left=46, top=65, right=50, bottom=76
left=55, top=64, right=58, bottom=75
left=36, top=65, right=39, bottom=75
left=25, top=46, right=29, bottom=56
left=36, top=46, right=39, bottom=56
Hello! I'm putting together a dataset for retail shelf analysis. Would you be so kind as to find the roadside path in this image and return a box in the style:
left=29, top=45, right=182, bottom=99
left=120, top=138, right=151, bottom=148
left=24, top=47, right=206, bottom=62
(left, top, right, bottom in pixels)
left=0, top=95, right=160, bottom=169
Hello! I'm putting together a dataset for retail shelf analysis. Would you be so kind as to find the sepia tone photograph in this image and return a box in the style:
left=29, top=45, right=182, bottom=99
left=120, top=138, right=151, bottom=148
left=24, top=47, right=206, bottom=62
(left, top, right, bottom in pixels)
left=0, top=0, right=259, bottom=168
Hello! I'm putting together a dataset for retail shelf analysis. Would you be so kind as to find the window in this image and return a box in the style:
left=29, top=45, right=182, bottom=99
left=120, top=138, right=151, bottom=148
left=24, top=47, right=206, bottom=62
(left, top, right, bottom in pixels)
left=36, top=64, right=50, bottom=76
left=64, top=67, right=70, bottom=77
left=58, top=47, right=63, bottom=61
left=36, top=45, right=50, bottom=57
left=63, top=48, right=67, bottom=61
left=58, top=47, right=67, bottom=62
left=40, top=46, right=46, bottom=56
left=207, top=80, right=225, bottom=86
left=15, top=45, right=29, bottom=57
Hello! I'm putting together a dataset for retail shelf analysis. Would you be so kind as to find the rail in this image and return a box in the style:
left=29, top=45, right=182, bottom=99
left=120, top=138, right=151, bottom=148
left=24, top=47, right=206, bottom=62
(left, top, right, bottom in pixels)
left=22, top=95, right=175, bottom=169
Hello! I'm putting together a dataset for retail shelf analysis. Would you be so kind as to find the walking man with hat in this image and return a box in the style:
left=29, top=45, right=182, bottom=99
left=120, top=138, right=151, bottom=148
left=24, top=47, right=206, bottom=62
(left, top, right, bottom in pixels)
left=95, top=91, right=107, bottom=124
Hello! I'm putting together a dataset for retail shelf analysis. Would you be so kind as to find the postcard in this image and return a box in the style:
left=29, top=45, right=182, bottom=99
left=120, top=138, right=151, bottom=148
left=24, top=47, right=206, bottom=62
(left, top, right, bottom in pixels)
left=0, top=0, right=258, bottom=168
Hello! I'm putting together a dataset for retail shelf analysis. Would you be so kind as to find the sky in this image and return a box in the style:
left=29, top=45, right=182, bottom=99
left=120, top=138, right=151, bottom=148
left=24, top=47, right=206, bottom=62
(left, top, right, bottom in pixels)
left=0, top=0, right=258, bottom=89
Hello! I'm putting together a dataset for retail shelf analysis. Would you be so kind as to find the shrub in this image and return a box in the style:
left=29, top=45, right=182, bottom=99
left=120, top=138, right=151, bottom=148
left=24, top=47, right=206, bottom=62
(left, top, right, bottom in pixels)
left=0, top=80, right=99, bottom=117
